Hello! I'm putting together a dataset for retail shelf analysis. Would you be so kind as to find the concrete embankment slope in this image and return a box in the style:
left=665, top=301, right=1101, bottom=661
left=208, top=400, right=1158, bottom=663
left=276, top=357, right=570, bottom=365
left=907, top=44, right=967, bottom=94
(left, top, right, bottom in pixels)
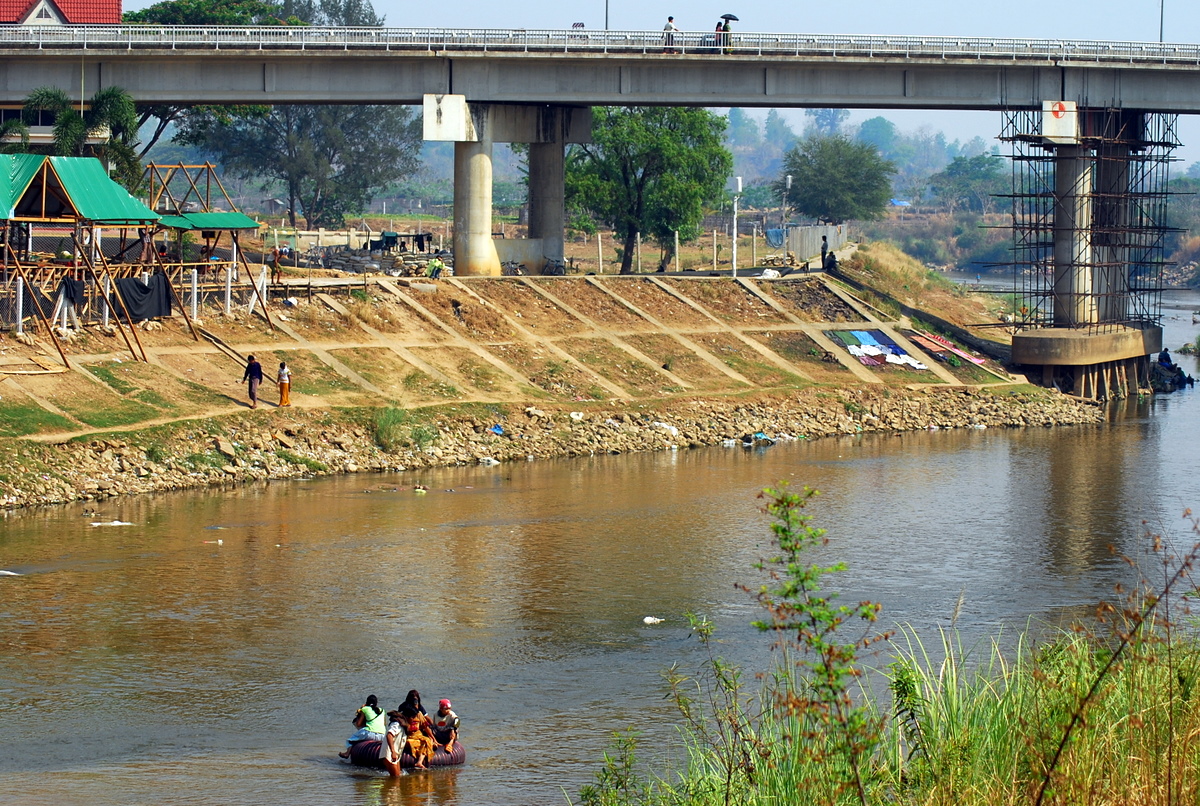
left=0, top=270, right=1098, bottom=508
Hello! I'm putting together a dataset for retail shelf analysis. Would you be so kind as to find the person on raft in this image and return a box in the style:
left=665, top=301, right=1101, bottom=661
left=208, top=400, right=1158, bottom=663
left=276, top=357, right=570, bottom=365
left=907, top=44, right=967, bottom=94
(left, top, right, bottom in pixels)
left=430, top=699, right=460, bottom=754
left=339, top=694, right=386, bottom=758
left=400, top=689, right=428, bottom=716
left=400, top=703, right=436, bottom=769
left=379, top=710, right=406, bottom=777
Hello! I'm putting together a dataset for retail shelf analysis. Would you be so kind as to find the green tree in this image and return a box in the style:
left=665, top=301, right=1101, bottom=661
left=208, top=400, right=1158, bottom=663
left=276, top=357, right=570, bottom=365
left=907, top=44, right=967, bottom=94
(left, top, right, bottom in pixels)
left=12, top=86, right=141, bottom=189
left=566, top=107, right=731, bottom=274
left=804, top=108, right=849, bottom=137
left=727, top=108, right=761, bottom=149
left=856, top=116, right=899, bottom=157
left=779, top=135, right=895, bottom=225
left=928, top=154, right=1006, bottom=214
left=123, top=0, right=283, bottom=24
left=176, top=103, right=420, bottom=227
left=764, top=109, right=798, bottom=150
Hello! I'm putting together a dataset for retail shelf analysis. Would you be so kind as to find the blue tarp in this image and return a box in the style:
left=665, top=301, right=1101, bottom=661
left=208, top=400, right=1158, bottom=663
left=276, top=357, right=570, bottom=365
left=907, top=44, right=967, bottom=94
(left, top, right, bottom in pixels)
left=764, top=228, right=784, bottom=248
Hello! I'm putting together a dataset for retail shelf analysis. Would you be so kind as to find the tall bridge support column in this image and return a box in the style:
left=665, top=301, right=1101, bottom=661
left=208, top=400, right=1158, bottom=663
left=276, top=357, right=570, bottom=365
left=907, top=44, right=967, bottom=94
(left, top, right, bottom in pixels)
left=425, top=96, right=590, bottom=276
left=528, top=141, right=565, bottom=263
left=453, top=137, right=500, bottom=276
left=1052, top=147, right=1095, bottom=326
left=1008, top=105, right=1173, bottom=400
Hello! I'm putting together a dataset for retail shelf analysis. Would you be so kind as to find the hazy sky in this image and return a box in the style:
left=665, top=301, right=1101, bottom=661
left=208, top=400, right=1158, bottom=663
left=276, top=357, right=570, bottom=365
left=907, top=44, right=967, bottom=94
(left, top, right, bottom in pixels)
left=123, top=0, right=1200, bottom=165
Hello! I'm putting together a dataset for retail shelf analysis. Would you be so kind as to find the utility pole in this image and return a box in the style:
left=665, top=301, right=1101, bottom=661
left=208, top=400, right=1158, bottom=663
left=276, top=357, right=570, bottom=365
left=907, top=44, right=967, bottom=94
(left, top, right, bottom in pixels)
left=732, top=176, right=742, bottom=277
left=781, top=174, right=792, bottom=231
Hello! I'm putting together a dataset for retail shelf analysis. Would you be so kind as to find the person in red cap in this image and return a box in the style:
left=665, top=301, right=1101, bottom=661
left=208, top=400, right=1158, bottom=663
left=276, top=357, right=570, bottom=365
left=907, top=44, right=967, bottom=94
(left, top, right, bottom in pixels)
left=430, top=698, right=460, bottom=754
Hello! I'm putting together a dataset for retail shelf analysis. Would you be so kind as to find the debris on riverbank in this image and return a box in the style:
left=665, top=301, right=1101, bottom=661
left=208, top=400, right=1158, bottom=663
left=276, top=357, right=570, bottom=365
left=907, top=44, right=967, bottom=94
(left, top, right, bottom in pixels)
left=0, top=386, right=1100, bottom=509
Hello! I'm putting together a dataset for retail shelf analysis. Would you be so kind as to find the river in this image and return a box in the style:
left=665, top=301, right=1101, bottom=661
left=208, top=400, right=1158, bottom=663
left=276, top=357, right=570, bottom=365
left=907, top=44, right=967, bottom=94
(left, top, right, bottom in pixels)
left=2, top=291, right=1199, bottom=806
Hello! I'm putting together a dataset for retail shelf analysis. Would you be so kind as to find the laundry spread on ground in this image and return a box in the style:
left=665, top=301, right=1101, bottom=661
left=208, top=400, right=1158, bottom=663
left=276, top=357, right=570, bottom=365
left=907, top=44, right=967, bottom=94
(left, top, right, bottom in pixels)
left=825, top=330, right=928, bottom=370
left=912, top=330, right=986, bottom=365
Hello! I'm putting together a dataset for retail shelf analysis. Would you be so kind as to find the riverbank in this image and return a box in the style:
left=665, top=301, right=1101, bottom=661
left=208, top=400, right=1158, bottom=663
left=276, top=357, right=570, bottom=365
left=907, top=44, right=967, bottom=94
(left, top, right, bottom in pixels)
left=0, top=385, right=1100, bottom=508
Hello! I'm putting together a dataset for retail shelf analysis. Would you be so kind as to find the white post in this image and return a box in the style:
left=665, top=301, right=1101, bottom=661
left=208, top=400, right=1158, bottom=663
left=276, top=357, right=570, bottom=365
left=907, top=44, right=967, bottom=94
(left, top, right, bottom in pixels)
left=14, top=275, right=22, bottom=333
left=224, top=266, right=233, bottom=315
left=732, top=176, right=741, bottom=278
left=636, top=231, right=641, bottom=273
left=248, top=267, right=267, bottom=314
left=752, top=223, right=757, bottom=268
left=190, top=268, right=198, bottom=320
left=101, top=276, right=110, bottom=327
left=674, top=231, right=679, bottom=272
left=597, top=231, right=603, bottom=273
left=712, top=229, right=717, bottom=270
left=783, top=174, right=793, bottom=230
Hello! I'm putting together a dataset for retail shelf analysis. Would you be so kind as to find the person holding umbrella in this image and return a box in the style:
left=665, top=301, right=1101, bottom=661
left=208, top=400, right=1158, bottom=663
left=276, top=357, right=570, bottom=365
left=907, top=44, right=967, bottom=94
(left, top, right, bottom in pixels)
left=720, top=14, right=737, bottom=54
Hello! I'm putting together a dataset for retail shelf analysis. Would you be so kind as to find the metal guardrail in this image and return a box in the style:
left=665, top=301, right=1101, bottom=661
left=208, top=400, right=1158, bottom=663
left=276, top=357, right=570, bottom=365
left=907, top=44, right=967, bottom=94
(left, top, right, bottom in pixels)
left=1, top=25, right=1199, bottom=66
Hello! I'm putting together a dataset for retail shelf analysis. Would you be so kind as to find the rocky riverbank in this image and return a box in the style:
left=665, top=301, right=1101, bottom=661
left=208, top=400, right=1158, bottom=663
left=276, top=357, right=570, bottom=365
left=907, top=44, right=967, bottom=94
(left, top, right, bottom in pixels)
left=0, top=385, right=1101, bottom=509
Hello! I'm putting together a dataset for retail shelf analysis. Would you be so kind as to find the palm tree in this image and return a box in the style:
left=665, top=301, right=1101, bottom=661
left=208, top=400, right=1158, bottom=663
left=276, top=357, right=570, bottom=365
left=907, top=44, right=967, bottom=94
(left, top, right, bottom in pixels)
left=19, top=86, right=142, bottom=190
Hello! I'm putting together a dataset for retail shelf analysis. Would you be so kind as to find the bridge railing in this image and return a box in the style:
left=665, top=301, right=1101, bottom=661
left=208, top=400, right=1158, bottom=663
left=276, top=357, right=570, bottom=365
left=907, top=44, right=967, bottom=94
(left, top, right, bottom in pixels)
left=3, top=25, right=1200, bottom=65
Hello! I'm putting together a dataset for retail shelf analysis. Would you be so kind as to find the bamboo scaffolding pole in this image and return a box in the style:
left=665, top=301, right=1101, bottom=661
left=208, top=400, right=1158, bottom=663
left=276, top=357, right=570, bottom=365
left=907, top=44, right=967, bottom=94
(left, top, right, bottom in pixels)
left=92, top=260, right=149, bottom=362
left=4, top=246, right=70, bottom=368
left=236, top=243, right=274, bottom=329
left=146, top=247, right=200, bottom=343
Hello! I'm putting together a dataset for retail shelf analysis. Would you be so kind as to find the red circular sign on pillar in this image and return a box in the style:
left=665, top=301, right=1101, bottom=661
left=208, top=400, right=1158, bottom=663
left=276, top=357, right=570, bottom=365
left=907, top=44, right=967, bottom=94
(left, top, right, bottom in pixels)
left=1051, top=102, right=1068, bottom=119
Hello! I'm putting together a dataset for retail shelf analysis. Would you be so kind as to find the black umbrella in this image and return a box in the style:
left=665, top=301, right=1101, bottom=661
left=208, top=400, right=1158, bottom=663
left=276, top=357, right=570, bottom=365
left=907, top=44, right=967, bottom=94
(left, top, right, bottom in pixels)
left=720, top=13, right=738, bottom=20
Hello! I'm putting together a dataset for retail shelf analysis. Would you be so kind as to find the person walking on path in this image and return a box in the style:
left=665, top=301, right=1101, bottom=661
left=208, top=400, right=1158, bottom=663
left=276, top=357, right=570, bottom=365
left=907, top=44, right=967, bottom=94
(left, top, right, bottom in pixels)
left=820, top=235, right=828, bottom=268
left=242, top=354, right=264, bottom=409
left=276, top=361, right=291, bottom=407
left=662, top=16, right=678, bottom=53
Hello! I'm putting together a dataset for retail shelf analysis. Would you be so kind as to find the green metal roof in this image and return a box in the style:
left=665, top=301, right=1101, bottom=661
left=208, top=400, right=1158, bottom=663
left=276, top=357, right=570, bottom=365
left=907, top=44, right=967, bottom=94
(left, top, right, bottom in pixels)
left=157, top=211, right=262, bottom=231
left=47, top=157, right=159, bottom=224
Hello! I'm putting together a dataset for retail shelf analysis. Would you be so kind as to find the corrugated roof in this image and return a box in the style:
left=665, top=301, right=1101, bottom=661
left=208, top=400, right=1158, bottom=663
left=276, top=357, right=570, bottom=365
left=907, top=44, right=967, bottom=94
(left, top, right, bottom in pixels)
left=158, top=211, right=262, bottom=231
left=0, top=154, right=44, bottom=215
left=46, top=157, right=159, bottom=224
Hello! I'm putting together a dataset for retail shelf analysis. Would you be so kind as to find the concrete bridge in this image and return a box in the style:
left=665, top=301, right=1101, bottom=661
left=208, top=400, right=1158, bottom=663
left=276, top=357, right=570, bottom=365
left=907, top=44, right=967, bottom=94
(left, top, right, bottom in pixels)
left=3, top=26, right=1200, bottom=110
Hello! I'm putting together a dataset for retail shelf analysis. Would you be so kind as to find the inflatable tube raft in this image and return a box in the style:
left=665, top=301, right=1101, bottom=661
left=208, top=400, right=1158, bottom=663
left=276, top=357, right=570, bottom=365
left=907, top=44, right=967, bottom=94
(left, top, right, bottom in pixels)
left=347, top=739, right=466, bottom=770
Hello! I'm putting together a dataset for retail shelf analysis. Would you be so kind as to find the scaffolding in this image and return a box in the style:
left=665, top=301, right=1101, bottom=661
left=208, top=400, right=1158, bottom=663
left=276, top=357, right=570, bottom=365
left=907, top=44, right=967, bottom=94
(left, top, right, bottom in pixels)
left=1000, top=109, right=1178, bottom=335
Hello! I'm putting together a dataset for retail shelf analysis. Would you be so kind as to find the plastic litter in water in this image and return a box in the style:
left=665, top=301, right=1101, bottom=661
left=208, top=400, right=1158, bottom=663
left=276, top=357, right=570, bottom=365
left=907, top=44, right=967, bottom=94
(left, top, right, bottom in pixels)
left=643, top=616, right=664, bottom=624
left=90, top=520, right=133, bottom=527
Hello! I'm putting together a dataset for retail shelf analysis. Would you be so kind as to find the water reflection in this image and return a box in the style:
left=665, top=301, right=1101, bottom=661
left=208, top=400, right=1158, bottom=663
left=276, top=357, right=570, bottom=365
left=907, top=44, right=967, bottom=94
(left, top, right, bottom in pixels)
left=3, top=303, right=1200, bottom=803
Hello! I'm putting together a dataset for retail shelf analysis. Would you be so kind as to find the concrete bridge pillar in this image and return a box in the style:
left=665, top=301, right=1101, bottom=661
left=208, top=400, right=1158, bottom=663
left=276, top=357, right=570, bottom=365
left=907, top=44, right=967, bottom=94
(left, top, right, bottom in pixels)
left=453, top=136, right=500, bottom=276
left=1093, top=147, right=1131, bottom=324
left=528, top=141, right=565, bottom=263
left=1052, top=146, right=1096, bottom=326
left=425, top=95, right=590, bottom=276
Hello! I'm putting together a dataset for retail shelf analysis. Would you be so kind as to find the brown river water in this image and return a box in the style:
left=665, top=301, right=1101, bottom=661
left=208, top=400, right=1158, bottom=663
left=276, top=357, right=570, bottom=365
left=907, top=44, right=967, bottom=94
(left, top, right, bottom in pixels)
left=2, top=290, right=1200, bottom=806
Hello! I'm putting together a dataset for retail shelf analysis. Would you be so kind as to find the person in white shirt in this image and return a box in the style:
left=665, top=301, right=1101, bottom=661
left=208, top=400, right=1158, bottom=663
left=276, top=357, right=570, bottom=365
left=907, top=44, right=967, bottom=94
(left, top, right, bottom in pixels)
left=662, top=16, right=679, bottom=53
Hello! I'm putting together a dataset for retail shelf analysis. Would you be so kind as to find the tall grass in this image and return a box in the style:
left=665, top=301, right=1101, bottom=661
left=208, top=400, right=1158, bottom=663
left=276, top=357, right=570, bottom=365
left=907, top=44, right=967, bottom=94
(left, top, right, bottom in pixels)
left=575, top=493, right=1200, bottom=806
left=373, top=406, right=438, bottom=452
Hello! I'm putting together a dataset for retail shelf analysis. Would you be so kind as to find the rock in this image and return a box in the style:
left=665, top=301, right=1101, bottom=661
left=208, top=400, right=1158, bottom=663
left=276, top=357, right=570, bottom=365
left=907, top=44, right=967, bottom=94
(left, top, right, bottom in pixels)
left=215, top=439, right=237, bottom=459
left=275, top=432, right=297, bottom=450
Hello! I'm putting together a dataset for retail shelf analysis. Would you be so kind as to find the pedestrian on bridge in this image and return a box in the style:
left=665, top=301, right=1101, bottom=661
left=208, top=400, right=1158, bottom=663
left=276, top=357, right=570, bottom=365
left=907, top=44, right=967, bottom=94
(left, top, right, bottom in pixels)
left=662, top=16, right=678, bottom=53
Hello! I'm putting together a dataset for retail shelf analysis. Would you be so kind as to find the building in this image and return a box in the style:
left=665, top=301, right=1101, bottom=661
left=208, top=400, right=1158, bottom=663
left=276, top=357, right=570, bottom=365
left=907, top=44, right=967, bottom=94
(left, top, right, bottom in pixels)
left=0, top=0, right=121, bottom=25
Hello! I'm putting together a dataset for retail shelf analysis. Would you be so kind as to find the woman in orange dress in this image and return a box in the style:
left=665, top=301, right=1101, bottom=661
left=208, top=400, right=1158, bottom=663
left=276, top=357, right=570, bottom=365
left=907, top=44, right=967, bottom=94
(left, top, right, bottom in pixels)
left=400, top=703, right=436, bottom=769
